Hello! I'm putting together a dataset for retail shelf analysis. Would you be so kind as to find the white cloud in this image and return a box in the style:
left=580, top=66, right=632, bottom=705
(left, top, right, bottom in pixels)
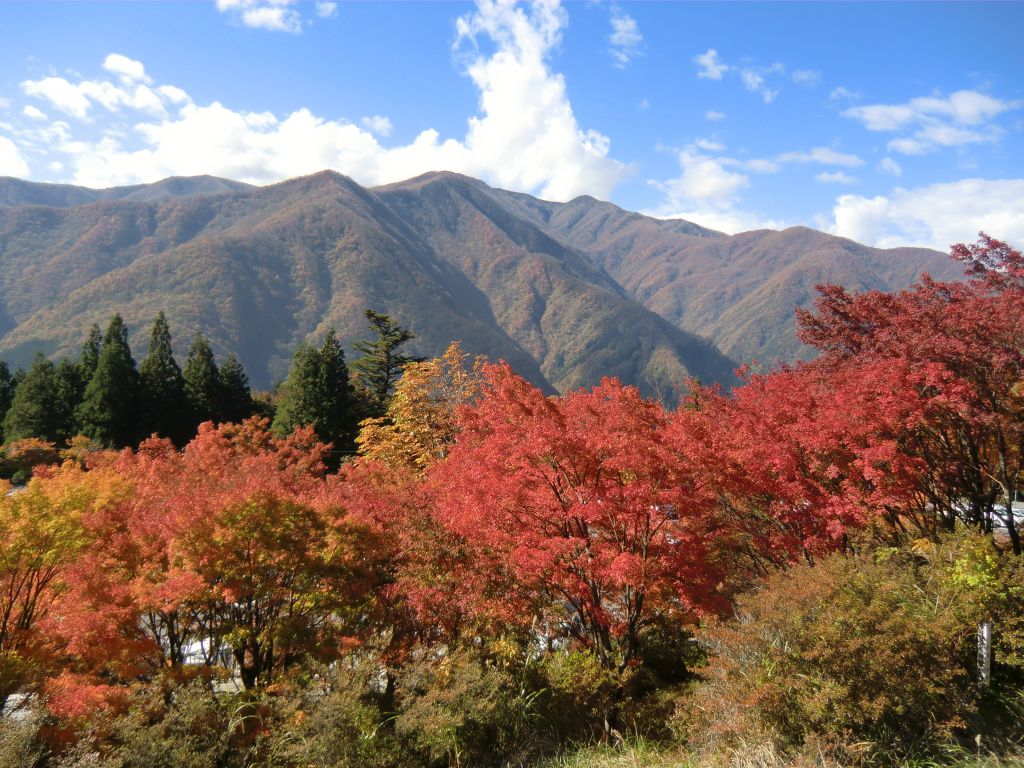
left=657, top=206, right=783, bottom=235
left=216, top=0, right=303, bottom=33
left=22, top=105, right=47, bottom=121
left=103, top=54, right=151, bottom=84
left=315, top=1, right=337, bottom=18
left=646, top=142, right=782, bottom=233
left=243, top=6, right=302, bottom=32
left=816, top=171, right=855, bottom=185
left=879, top=157, right=902, bottom=176
left=775, top=146, right=863, bottom=167
left=654, top=146, right=748, bottom=205
left=21, top=78, right=93, bottom=119
left=792, top=69, right=821, bottom=85
left=740, top=65, right=781, bottom=104
left=744, top=158, right=779, bottom=173
left=828, top=178, right=1024, bottom=249
left=157, top=85, right=190, bottom=105
left=13, top=2, right=624, bottom=201
left=608, top=6, right=642, bottom=68
left=829, top=86, right=861, bottom=101
left=695, top=50, right=786, bottom=104
left=843, top=89, right=1022, bottom=154
left=693, top=137, right=724, bottom=152
left=21, top=73, right=169, bottom=119
left=740, top=146, right=861, bottom=174
left=704, top=109, right=725, bottom=121
left=694, top=48, right=728, bottom=80
left=360, top=115, right=393, bottom=137
left=0, top=136, right=30, bottom=176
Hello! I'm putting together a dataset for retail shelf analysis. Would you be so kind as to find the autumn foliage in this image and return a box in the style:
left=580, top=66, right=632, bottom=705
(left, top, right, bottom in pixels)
left=0, top=236, right=1022, bottom=765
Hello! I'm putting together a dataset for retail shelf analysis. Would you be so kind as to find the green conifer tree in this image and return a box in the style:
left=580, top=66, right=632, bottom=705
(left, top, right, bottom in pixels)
left=218, top=353, right=255, bottom=425
left=80, top=323, right=103, bottom=382
left=183, top=332, right=221, bottom=426
left=352, top=310, right=422, bottom=417
left=272, top=343, right=320, bottom=437
left=139, top=312, right=191, bottom=444
left=317, top=330, right=357, bottom=453
left=3, top=353, right=59, bottom=443
left=76, top=314, right=140, bottom=447
left=53, top=359, right=84, bottom=443
left=0, top=362, right=15, bottom=443
left=273, top=330, right=357, bottom=458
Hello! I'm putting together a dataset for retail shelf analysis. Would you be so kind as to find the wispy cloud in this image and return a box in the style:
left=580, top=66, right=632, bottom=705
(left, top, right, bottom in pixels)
left=792, top=69, right=821, bottom=85
left=214, top=0, right=314, bottom=33
left=315, top=1, right=337, bottom=18
left=816, top=171, right=855, bottom=184
left=695, top=49, right=787, bottom=104
left=608, top=5, right=643, bottom=68
left=843, top=89, right=1022, bottom=154
left=879, top=157, right=902, bottom=176
left=694, top=49, right=728, bottom=80
left=829, top=86, right=861, bottom=101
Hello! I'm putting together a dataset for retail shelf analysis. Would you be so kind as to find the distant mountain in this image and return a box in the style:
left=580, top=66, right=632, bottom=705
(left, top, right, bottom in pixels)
left=0, top=171, right=735, bottom=401
left=0, top=175, right=253, bottom=208
left=491, top=189, right=964, bottom=366
left=0, top=170, right=965, bottom=398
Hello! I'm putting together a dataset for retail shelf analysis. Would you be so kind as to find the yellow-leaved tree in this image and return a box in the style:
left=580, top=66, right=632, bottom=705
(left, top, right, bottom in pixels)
left=0, top=462, right=109, bottom=710
left=356, top=342, right=484, bottom=473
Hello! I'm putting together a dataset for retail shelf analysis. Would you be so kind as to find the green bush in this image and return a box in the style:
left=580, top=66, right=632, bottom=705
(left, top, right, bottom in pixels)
left=689, top=532, right=1024, bottom=762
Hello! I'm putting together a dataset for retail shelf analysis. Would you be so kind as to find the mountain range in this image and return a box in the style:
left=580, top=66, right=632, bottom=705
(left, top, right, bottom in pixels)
left=0, top=170, right=964, bottom=401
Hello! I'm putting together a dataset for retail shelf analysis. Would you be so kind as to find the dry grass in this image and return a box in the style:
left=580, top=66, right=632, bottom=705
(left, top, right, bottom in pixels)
left=532, top=737, right=1024, bottom=768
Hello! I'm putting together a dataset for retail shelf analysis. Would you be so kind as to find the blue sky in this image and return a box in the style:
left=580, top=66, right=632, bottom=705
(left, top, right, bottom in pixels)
left=0, top=0, right=1021, bottom=249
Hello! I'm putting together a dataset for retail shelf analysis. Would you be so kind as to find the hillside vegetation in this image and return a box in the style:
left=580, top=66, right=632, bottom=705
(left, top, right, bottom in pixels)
left=0, top=235, right=1020, bottom=768
left=0, top=170, right=961, bottom=398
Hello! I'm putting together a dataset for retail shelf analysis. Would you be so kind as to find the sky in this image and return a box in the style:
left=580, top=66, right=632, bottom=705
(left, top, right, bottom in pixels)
left=0, top=0, right=1022, bottom=250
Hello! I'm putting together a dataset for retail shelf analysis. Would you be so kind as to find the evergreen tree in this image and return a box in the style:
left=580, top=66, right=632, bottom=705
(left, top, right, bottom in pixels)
left=0, top=362, right=14, bottom=443
left=218, top=353, right=255, bottom=424
left=53, top=359, right=84, bottom=443
left=272, top=343, right=321, bottom=437
left=76, top=314, right=140, bottom=447
left=183, top=332, right=221, bottom=426
left=352, top=310, right=422, bottom=416
left=139, top=312, right=191, bottom=444
left=273, top=331, right=357, bottom=456
left=3, top=353, right=59, bottom=443
left=80, top=323, right=103, bottom=382
left=316, top=330, right=357, bottom=452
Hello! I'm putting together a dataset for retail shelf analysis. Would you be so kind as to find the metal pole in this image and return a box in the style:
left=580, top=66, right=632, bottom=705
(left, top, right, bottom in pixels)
left=978, top=619, right=993, bottom=686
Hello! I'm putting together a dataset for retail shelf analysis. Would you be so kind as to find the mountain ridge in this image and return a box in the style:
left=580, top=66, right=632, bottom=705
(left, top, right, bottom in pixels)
left=0, top=170, right=964, bottom=399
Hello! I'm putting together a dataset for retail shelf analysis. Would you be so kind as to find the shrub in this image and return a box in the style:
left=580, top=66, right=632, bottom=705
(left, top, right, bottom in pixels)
left=691, top=538, right=994, bottom=758
left=1, top=440, right=59, bottom=484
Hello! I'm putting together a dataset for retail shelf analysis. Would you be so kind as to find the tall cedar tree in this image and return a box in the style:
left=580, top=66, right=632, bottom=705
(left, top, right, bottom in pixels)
left=183, top=332, right=220, bottom=427
left=76, top=315, right=140, bottom=447
left=0, top=362, right=14, bottom=443
left=3, top=354, right=59, bottom=443
left=273, top=331, right=357, bottom=458
left=53, top=359, right=84, bottom=443
left=139, top=313, right=191, bottom=445
left=218, top=353, right=255, bottom=424
left=352, top=310, right=422, bottom=417
left=80, top=323, right=102, bottom=382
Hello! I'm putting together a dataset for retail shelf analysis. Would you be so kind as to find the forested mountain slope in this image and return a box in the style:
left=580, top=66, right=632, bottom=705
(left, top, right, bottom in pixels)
left=0, top=171, right=733, bottom=399
left=0, top=169, right=962, bottom=395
